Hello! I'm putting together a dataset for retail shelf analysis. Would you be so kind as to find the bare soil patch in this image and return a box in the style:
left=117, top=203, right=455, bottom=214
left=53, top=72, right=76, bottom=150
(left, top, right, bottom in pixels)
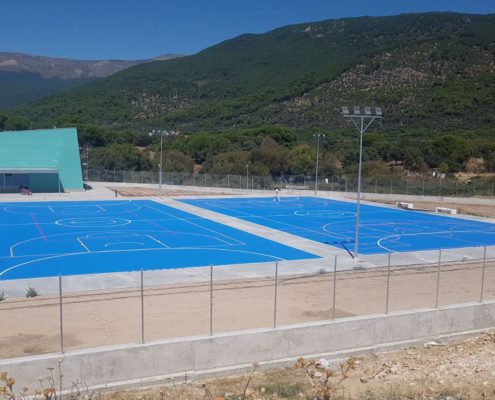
left=1, top=261, right=494, bottom=359
left=378, top=199, right=495, bottom=219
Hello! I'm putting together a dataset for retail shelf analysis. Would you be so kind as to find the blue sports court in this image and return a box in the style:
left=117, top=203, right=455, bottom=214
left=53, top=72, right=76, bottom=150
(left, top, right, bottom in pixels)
left=0, top=200, right=318, bottom=280
left=180, top=196, right=495, bottom=255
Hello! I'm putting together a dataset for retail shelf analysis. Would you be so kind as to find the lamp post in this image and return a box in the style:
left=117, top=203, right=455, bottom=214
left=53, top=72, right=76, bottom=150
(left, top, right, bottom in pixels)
left=85, top=145, right=89, bottom=182
left=149, top=129, right=179, bottom=197
left=342, top=106, right=383, bottom=259
left=314, top=133, right=325, bottom=195
left=246, top=163, right=249, bottom=194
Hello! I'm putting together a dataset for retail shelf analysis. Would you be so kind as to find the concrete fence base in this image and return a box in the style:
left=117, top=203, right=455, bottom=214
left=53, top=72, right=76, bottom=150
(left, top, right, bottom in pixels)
left=2, top=301, right=494, bottom=393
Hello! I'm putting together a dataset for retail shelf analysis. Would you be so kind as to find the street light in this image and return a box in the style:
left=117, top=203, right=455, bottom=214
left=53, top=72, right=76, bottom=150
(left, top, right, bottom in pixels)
left=342, top=105, right=383, bottom=259
left=148, top=129, right=179, bottom=197
left=314, top=133, right=325, bottom=195
left=246, top=163, right=249, bottom=194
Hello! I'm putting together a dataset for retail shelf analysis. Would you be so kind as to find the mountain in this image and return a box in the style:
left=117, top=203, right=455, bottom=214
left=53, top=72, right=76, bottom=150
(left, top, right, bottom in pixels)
left=12, top=13, right=495, bottom=139
left=0, top=52, right=181, bottom=108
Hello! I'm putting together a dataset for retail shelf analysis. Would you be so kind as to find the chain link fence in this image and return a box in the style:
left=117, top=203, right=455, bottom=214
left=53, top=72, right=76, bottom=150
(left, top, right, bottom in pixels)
left=87, top=169, right=495, bottom=197
left=2, top=246, right=494, bottom=359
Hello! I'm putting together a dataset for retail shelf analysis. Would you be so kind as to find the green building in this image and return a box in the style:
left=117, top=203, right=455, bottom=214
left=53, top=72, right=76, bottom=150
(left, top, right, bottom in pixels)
left=0, top=128, right=83, bottom=193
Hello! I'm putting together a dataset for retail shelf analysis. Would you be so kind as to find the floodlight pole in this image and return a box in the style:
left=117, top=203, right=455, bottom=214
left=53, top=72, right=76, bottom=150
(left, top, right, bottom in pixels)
left=314, top=134, right=325, bottom=195
left=246, top=163, right=249, bottom=194
left=342, top=106, right=383, bottom=259
left=159, top=133, right=163, bottom=195
left=85, top=146, right=89, bottom=182
left=149, top=129, right=174, bottom=198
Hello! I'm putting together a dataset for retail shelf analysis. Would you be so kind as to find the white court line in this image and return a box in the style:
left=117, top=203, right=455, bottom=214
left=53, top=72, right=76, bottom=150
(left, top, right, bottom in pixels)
left=96, top=205, right=105, bottom=212
left=203, top=201, right=338, bottom=241
left=77, top=237, right=91, bottom=253
left=376, top=229, right=495, bottom=253
left=0, top=245, right=297, bottom=278
left=147, top=234, right=170, bottom=248
left=142, top=203, right=245, bottom=246
left=48, top=206, right=55, bottom=213
left=104, top=242, right=145, bottom=248
left=10, top=230, right=101, bottom=256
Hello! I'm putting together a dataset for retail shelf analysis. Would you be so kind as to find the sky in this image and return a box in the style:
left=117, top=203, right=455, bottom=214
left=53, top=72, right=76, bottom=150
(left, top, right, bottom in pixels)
left=2, top=0, right=495, bottom=60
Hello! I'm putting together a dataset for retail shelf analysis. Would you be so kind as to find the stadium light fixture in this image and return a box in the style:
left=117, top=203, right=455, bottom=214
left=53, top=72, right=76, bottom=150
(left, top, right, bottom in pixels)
left=342, top=106, right=383, bottom=259
left=148, top=130, right=179, bottom=198
left=313, top=133, right=325, bottom=195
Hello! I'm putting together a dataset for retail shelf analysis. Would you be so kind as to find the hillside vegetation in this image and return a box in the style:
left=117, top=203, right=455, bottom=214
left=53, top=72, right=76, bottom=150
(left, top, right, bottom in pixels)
left=4, top=12, right=495, bottom=178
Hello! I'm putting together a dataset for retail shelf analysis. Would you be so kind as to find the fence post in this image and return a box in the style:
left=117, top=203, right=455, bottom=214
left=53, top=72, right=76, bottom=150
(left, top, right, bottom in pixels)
left=141, top=269, right=145, bottom=343
left=209, top=265, right=213, bottom=336
left=332, top=255, right=337, bottom=320
left=273, top=261, right=278, bottom=328
left=435, top=249, right=442, bottom=308
left=59, top=275, right=64, bottom=353
left=227, top=174, right=230, bottom=188
left=385, top=252, right=391, bottom=314
left=480, top=246, right=487, bottom=303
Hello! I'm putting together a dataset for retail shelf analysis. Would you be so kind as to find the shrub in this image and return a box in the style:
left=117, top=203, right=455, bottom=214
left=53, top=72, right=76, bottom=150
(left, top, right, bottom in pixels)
left=262, top=382, right=303, bottom=398
left=26, top=287, right=39, bottom=298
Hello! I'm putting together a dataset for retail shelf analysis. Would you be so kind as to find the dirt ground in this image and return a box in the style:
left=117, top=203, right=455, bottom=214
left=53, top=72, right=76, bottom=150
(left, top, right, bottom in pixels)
left=1, top=260, right=494, bottom=359
left=379, top=199, right=495, bottom=219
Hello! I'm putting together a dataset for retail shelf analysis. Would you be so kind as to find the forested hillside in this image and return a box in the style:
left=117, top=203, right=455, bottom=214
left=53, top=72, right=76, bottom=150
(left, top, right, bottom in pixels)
left=3, top=12, right=495, bottom=179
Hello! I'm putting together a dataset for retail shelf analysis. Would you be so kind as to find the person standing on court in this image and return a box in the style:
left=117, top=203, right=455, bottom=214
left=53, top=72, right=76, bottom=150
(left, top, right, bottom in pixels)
left=274, top=187, right=280, bottom=202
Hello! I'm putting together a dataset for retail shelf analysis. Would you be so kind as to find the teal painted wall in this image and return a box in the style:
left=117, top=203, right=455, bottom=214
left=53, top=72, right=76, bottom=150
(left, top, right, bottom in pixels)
left=29, top=173, right=60, bottom=192
left=0, top=128, right=83, bottom=191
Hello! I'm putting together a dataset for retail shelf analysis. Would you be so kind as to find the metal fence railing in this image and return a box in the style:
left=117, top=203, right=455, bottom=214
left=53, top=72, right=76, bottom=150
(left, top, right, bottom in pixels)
left=1, top=246, right=494, bottom=359
left=86, top=169, right=495, bottom=197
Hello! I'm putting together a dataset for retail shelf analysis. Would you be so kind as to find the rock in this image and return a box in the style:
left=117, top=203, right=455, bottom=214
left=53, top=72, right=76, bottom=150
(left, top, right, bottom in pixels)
left=360, top=377, right=368, bottom=383
left=318, top=358, right=331, bottom=368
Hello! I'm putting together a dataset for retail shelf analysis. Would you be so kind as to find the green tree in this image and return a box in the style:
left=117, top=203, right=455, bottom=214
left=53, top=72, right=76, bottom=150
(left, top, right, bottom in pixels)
left=161, top=150, right=195, bottom=173
left=175, top=134, right=232, bottom=163
left=89, top=144, right=152, bottom=171
left=205, top=151, right=250, bottom=175
left=431, top=135, right=471, bottom=172
left=4, top=115, right=31, bottom=131
left=480, top=143, right=495, bottom=172
left=250, top=137, right=289, bottom=176
left=287, top=145, right=315, bottom=176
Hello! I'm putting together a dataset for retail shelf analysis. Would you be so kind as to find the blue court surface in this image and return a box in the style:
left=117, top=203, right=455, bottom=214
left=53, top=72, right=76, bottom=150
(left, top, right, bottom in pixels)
left=0, top=200, right=318, bottom=280
left=180, top=196, right=495, bottom=255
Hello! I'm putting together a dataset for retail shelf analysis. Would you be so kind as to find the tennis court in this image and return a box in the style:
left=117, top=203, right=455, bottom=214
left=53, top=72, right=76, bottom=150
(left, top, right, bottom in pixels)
left=180, top=196, right=495, bottom=255
left=0, top=199, right=318, bottom=280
